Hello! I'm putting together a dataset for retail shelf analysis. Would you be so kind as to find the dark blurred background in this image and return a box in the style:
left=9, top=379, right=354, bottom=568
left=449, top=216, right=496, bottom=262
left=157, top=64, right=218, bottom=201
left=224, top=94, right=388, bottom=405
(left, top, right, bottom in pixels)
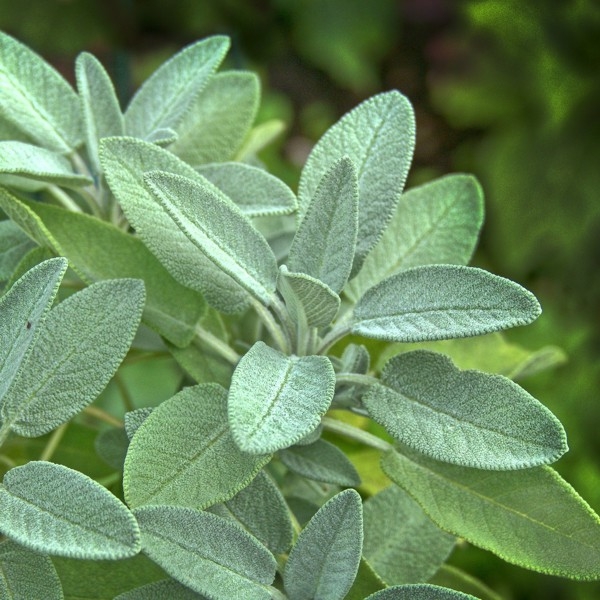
left=1, top=1, right=599, bottom=597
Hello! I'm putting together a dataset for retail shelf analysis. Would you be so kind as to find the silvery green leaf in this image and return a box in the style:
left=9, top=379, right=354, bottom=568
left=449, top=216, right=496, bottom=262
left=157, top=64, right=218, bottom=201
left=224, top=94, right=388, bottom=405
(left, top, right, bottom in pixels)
left=75, top=52, right=124, bottom=175
left=170, top=71, right=259, bottom=165
left=235, top=119, right=285, bottom=162
left=197, top=162, right=297, bottom=217
left=124, top=36, right=230, bottom=139
left=365, top=351, right=567, bottom=469
left=363, top=485, right=455, bottom=584
left=0, top=31, right=82, bottom=152
left=0, top=257, right=66, bottom=404
left=0, top=141, right=91, bottom=188
left=228, top=341, right=335, bottom=454
left=0, top=220, right=35, bottom=281
left=1, top=278, right=145, bottom=437
left=0, top=461, right=140, bottom=559
left=298, top=91, right=415, bottom=276
left=0, top=540, right=64, bottom=600
left=115, top=579, right=207, bottom=600
left=124, top=383, right=270, bottom=509
left=279, top=439, right=360, bottom=486
left=253, top=214, right=297, bottom=262
left=346, top=174, right=484, bottom=302
left=289, top=156, right=358, bottom=293
left=100, top=136, right=249, bottom=313
left=134, top=505, right=276, bottom=600
left=277, top=266, right=340, bottom=329
left=209, top=470, right=293, bottom=554
left=352, top=265, right=541, bottom=342
left=145, top=127, right=178, bottom=146
left=284, top=489, right=363, bottom=600
left=340, top=343, right=370, bottom=375
left=145, top=171, right=278, bottom=306
left=124, top=407, right=154, bottom=441
left=365, top=585, right=479, bottom=600
left=95, top=427, right=129, bottom=471
left=382, top=447, right=600, bottom=580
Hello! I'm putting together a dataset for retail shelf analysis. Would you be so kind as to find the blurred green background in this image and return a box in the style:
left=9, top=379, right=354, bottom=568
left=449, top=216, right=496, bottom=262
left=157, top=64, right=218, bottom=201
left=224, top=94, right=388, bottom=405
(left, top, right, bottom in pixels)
left=1, top=0, right=599, bottom=597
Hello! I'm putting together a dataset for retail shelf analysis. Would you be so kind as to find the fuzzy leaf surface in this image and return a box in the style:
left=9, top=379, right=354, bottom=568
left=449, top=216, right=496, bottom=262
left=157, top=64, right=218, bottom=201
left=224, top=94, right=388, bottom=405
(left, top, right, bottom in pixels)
left=134, top=505, right=276, bottom=600
left=0, top=461, right=140, bottom=559
left=382, top=447, right=600, bottom=580
left=2, top=279, right=144, bottom=436
left=346, top=174, right=484, bottom=302
left=124, top=384, right=270, bottom=509
left=364, top=351, right=567, bottom=469
left=289, top=156, right=358, bottom=293
left=353, top=265, right=541, bottom=342
left=365, top=585, right=478, bottom=599
left=115, top=579, right=207, bottom=599
left=228, top=341, right=335, bottom=454
left=0, top=31, right=82, bottom=152
left=124, top=36, right=229, bottom=139
left=284, top=489, right=363, bottom=600
left=0, top=220, right=35, bottom=281
left=298, top=91, right=415, bottom=275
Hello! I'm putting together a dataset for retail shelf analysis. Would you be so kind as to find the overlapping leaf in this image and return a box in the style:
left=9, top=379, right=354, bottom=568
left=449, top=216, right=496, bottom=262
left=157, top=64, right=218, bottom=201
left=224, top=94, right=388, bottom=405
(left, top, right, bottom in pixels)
left=365, top=585, right=478, bottom=599
left=0, top=219, right=35, bottom=281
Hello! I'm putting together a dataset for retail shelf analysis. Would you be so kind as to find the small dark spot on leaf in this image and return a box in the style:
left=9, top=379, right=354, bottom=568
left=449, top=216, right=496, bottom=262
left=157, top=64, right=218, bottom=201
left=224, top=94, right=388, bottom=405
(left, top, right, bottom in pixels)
left=26, top=321, right=31, bottom=329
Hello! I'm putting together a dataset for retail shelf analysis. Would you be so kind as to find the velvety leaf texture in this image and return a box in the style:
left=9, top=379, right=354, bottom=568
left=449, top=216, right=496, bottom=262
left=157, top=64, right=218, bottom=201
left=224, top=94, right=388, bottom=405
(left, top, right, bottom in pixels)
left=0, top=219, right=35, bottom=281
left=298, top=91, right=415, bottom=275
left=284, top=489, right=363, bottom=600
left=364, top=350, right=567, bottom=469
left=115, top=578, right=207, bottom=600
left=383, top=448, right=600, bottom=580
left=352, top=265, right=541, bottom=342
left=134, top=505, right=276, bottom=600
left=124, top=384, right=270, bottom=509
left=0, top=461, right=140, bottom=559
left=365, top=584, right=478, bottom=600
left=124, top=407, right=154, bottom=441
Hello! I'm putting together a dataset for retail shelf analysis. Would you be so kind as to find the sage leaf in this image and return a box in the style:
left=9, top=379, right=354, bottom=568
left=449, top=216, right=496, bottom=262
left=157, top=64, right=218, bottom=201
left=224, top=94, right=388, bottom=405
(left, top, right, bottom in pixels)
left=430, top=565, right=504, bottom=600
left=145, top=127, right=178, bottom=146
left=364, top=351, right=567, bottom=469
left=279, top=439, right=360, bottom=486
left=124, top=407, right=154, bottom=441
left=1, top=278, right=145, bottom=437
left=352, top=265, right=541, bottom=342
left=365, top=584, right=479, bottom=599
left=0, top=461, right=140, bottom=559
left=284, top=489, right=363, bottom=600
left=289, top=156, right=358, bottom=293
left=170, top=71, right=259, bottom=165
left=0, top=540, right=64, bottom=600
left=363, top=485, right=455, bottom=584
left=75, top=52, right=124, bottom=175
left=95, top=427, right=129, bottom=471
left=100, top=137, right=249, bottom=313
left=382, top=447, right=600, bottom=580
left=345, top=558, right=386, bottom=600
left=197, top=162, right=297, bottom=217
left=124, top=36, right=230, bottom=139
left=0, top=31, right=82, bottom=152
left=346, top=174, right=484, bottom=302
left=298, top=91, right=415, bottom=275
left=145, top=171, right=278, bottom=306
left=0, top=219, right=35, bottom=281
left=124, top=383, right=270, bottom=509
left=0, top=141, right=91, bottom=187
left=134, top=504, right=276, bottom=600
left=277, top=266, right=340, bottom=329
left=115, top=579, right=207, bottom=599
left=228, top=341, right=335, bottom=454
left=235, top=118, right=285, bottom=162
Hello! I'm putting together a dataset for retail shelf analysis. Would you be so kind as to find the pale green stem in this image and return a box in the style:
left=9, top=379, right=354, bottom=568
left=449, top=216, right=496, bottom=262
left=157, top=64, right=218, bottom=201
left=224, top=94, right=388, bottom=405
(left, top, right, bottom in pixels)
left=251, top=298, right=291, bottom=354
left=39, top=423, right=68, bottom=462
left=114, top=373, right=135, bottom=412
left=194, top=324, right=240, bottom=365
left=0, top=423, right=12, bottom=450
left=47, top=185, right=83, bottom=212
left=83, top=405, right=123, bottom=428
left=0, top=454, right=16, bottom=469
left=269, top=294, right=296, bottom=347
left=96, top=472, right=122, bottom=488
left=321, top=416, right=392, bottom=452
left=335, top=373, right=379, bottom=387
left=317, top=323, right=352, bottom=354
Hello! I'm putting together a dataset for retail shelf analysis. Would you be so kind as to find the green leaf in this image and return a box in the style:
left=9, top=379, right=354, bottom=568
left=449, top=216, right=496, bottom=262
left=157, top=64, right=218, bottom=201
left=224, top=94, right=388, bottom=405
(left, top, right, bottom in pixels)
left=75, top=52, right=124, bottom=175
left=1, top=278, right=144, bottom=437
left=95, top=427, right=129, bottom=471
left=284, top=489, right=363, bottom=600
left=0, top=31, right=82, bottom=152
left=277, top=266, right=340, bottom=328
left=352, top=265, right=541, bottom=342
left=145, top=127, right=178, bottom=146
left=124, top=36, right=230, bottom=140
left=197, top=162, right=297, bottom=217
left=235, top=119, right=285, bottom=162
left=0, top=540, right=64, bottom=600
left=0, top=257, right=66, bottom=403
left=364, top=351, right=567, bottom=469
left=115, top=579, right=207, bottom=600
left=363, top=485, right=455, bottom=584
left=124, top=408, right=154, bottom=441
left=346, top=174, right=484, bottom=302
left=23, top=200, right=205, bottom=347
left=289, top=156, right=358, bottom=293
left=228, top=341, right=335, bottom=454
left=144, top=171, right=278, bottom=306
left=170, top=71, right=259, bottom=165
left=0, top=461, right=140, bottom=559
left=345, top=558, right=386, bottom=600
left=134, top=504, right=276, bottom=600
left=365, top=584, right=479, bottom=599
left=100, top=136, right=249, bottom=313
left=209, top=470, right=293, bottom=555
left=0, top=219, right=35, bottom=281
left=279, top=439, right=360, bottom=486
left=298, top=91, right=415, bottom=276
left=382, top=447, right=600, bottom=580
left=124, top=383, right=270, bottom=509
left=430, top=565, right=504, bottom=600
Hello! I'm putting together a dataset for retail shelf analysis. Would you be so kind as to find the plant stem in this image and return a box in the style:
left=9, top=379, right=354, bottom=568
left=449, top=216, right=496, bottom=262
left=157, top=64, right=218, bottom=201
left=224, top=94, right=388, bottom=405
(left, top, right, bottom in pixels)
left=83, top=405, right=123, bottom=428
left=47, top=185, right=83, bottom=212
left=250, top=298, right=291, bottom=354
left=39, top=423, right=68, bottom=462
left=194, top=324, right=240, bottom=365
left=0, top=423, right=12, bottom=450
left=335, top=373, right=379, bottom=387
left=321, top=416, right=392, bottom=452
left=114, top=373, right=135, bottom=412
left=0, top=454, right=16, bottom=469
left=317, top=323, right=352, bottom=354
